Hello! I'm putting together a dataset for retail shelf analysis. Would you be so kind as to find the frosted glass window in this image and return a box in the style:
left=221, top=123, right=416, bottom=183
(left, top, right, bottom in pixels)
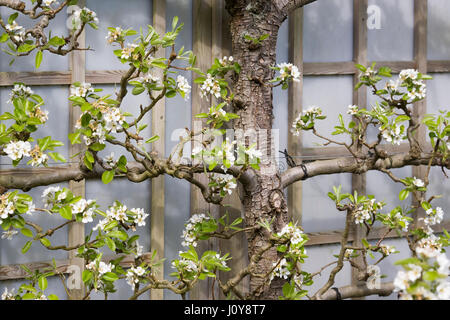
left=273, top=19, right=289, bottom=172
left=0, top=183, right=68, bottom=265
left=301, top=244, right=351, bottom=297
left=0, top=6, right=69, bottom=71
left=427, top=73, right=450, bottom=116
left=164, top=0, right=193, bottom=301
left=302, top=173, right=352, bottom=233
left=0, top=86, right=69, bottom=167
left=302, top=76, right=353, bottom=148
left=303, top=0, right=353, bottom=63
left=85, top=179, right=151, bottom=252
left=428, top=0, right=450, bottom=60
left=85, top=0, right=152, bottom=70
left=367, top=0, right=414, bottom=61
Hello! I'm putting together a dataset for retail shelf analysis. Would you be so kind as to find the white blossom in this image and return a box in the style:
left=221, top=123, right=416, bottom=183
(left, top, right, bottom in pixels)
left=176, top=75, right=191, bottom=100
left=120, top=43, right=138, bottom=60
left=1, top=230, right=18, bottom=240
left=70, top=82, right=94, bottom=98
left=4, top=141, right=31, bottom=161
left=278, top=62, right=301, bottom=82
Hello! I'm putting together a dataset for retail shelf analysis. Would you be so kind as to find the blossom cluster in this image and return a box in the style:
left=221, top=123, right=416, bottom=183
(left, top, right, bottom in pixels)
left=291, top=106, right=325, bottom=135
left=70, top=82, right=95, bottom=98
left=277, top=63, right=301, bottom=82
left=0, top=193, right=15, bottom=225
left=171, top=257, right=199, bottom=274
left=7, top=83, right=34, bottom=103
left=424, top=207, right=444, bottom=227
left=126, top=266, right=146, bottom=290
left=176, top=75, right=191, bottom=100
left=394, top=252, right=450, bottom=300
left=93, top=202, right=149, bottom=231
left=209, top=174, right=237, bottom=197
left=218, top=56, right=234, bottom=66
left=5, top=21, right=26, bottom=43
left=120, top=43, right=138, bottom=60
left=70, top=7, right=99, bottom=32
left=85, top=260, right=113, bottom=291
left=106, top=27, right=124, bottom=44
left=399, top=69, right=427, bottom=101
left=199, top=73, right=221, bottom=100
left=181, top=214, right=211, bottom=247
left=353, top=198, right=385, bottom=225
left=379, top=124, right=406, bottom=146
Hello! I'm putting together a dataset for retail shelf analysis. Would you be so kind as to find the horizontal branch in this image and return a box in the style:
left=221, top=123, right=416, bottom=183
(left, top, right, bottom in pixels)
left=319, top=282, right=394, bottom=300
left=281, top=151, right=449, bottom=189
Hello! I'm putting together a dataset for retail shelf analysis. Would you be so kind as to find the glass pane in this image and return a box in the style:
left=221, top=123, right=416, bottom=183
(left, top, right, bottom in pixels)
left=85, top=0, right=152, bottom=70
left=428, top=0, right=450, bottom=60
left=0, top=86, right=69, bottom=167
left=367, top=0, right=414, bottom=61
left=0, top=183, right=69, bottom=265
left=273, top=19, right=289, bottom=171
left=303, top=0, right=353, bottom=63
left=0, top=6, right=69, bottom=71
left=302, top=243, right=352, bottom=296
left=302, top=75, right=353, bottom=148
left=302, top=173, right=352, bottom=233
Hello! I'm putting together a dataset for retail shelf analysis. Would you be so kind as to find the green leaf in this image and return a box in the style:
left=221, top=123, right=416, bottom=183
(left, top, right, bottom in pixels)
left=38, top=276, right=48, bottom=291
left=399, top=189, right=410, bottom=201
left=132, top=86, right=145, bottom=95
left=48, top=294, right=59, bottom=300
left=145, top=135, right=159, bottom=144
left=20, top=228, right=33, bottom=238
left=102, top=272, right=119, bottom=282
left=59, top=205, right=73, bottom=220
left=102, top=170, right=115, bottom=184
left=82, top=270, right=93, bottom=283
left=85, top=150, right=94, bottom=163
left=89, top=142, right=105, bottom=152
left=105, top=237, right=116, bottom=252
left=107, top=230, right=128, bottom=241
left=40, top=237, right=51, bottom=247
left=35, top=50, right=43, bottom=69
left=48, top=36, right=66, bottom=47
left=22, top=241, right=32, bottom=254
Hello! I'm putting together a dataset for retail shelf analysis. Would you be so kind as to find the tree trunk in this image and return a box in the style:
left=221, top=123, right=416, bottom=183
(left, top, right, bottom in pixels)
left=227, top=0, right=288, bottom=299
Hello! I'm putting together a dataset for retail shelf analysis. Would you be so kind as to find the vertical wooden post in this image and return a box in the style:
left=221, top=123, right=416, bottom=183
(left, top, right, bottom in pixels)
left=351, top=0, right=368, bottom=295
left=191, top=0, right=213, bottom=300
left=68, top=0, right=86, bottom=300
left=150, top=0, right=166, bottom=300
left=288, top=8, right=304, bottom=225
left=412, top=0, right=428, bottom=226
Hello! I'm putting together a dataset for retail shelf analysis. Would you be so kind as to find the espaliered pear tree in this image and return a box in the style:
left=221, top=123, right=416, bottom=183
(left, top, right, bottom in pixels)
left=0, top=0, right=449, bottom=300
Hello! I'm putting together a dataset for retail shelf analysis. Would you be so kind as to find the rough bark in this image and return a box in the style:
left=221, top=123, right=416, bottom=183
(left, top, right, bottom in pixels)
left=227, top=0, right=289, bottom=299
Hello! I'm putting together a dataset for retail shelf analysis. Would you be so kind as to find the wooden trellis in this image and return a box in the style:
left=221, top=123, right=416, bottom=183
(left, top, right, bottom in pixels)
left=0, top=0, right=449, bottom=300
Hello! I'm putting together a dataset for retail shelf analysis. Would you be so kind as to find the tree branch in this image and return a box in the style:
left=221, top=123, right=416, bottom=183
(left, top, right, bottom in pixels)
left=281, top=151, right=450, bottom=189
left=318, top=282, right=395, bottom=300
